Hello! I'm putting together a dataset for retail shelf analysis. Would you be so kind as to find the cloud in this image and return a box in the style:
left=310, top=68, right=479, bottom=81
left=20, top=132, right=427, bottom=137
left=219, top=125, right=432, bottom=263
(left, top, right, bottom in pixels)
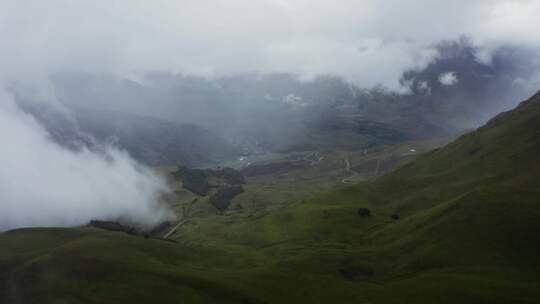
left=1, top=1, right=539, bottom=90
left=418, top=81, right=432, bottom=95
left=438, top=72, right=459, bottom=86
left=0, top=89, right=173, bottom=231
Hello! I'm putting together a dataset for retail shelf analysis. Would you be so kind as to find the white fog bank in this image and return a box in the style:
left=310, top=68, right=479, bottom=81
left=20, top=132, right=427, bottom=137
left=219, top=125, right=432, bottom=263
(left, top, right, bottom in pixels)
left=0, top=90, right=173, bottom=231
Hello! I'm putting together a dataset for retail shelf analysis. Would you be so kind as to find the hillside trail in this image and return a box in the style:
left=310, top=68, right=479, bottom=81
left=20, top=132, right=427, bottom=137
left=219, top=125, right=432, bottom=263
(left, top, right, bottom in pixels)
left=163, top=219, right=190, bottom=239
left=341, top=158, right=359, bottom=184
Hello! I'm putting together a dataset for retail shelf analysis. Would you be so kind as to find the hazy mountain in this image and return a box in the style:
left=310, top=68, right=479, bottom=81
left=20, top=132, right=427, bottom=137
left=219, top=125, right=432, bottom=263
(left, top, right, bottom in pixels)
left=357, top=39, right=539, bottom=132
left=49, top=41, right=538, bottom=154
left=16, top=100, right=239, bottom=167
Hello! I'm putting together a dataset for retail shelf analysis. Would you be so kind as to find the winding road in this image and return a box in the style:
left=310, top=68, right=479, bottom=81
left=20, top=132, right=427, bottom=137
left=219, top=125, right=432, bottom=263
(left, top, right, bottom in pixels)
left=341, top=157, right=383, bottom=184
left=303, top=151, right=325, bottom=165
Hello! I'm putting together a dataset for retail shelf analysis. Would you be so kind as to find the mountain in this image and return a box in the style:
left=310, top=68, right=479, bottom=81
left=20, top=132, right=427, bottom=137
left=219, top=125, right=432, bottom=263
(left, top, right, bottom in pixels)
left=50, top=45, right=538, bottom=156
left=1, top=91, right=539, bottom=303
left=50, top=72, right=448, bottom=153
left=16, top=101, right=239, bottom=167
left=356, top=39, right=538, bottom=134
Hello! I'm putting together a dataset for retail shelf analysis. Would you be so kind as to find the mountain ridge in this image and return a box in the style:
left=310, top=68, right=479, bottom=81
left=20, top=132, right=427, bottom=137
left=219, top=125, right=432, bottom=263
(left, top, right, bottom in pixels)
left=15, top=100, right=240, bottom=167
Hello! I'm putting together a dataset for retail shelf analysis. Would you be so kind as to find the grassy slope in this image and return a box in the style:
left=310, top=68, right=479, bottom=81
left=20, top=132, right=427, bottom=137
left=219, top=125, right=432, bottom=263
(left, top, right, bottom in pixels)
left=1, top=92, right=540, bottom=303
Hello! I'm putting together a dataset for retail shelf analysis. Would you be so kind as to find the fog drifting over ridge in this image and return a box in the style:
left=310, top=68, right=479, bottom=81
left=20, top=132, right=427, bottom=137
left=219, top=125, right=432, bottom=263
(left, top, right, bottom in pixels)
left=1, top=1, right=540, bottom=230
left=0, top=90, right=174, bottom=231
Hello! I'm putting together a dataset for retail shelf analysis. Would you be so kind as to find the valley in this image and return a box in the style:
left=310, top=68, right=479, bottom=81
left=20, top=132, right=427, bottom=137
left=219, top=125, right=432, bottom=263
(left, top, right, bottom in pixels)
left=2, top=2, right=540, bottom=303
left=2, top=92, right=539, bottom=303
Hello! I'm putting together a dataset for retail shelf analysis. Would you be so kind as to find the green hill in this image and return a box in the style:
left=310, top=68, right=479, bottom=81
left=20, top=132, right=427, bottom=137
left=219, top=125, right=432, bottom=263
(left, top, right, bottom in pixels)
left=1, top=92, right=540, bottom=303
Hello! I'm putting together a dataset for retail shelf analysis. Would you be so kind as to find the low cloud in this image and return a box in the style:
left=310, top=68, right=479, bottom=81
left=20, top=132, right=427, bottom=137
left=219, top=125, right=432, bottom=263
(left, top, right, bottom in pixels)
left=0, top=90, right=173, bottom=231
left=439, top=72, right=459, bottom=86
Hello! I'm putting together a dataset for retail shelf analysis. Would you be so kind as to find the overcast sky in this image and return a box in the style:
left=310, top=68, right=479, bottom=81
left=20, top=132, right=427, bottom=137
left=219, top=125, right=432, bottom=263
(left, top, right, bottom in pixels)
left=1, top=0, right=539, bottom=90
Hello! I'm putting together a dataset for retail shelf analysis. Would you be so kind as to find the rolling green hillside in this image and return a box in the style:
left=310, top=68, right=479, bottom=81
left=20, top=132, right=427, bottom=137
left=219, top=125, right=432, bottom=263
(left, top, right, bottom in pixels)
left=1, top=92, right=540, bottom=303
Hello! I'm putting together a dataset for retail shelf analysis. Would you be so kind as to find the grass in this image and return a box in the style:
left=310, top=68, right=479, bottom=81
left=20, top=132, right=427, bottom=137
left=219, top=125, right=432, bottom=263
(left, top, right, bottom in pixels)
left=1, top=92, right=540, bottom=303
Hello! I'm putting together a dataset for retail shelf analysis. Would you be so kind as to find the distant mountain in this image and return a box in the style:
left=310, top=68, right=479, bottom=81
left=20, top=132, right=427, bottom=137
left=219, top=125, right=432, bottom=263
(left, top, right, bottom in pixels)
left=50, top=41, right=538, bottom=156
left=50, top=72, right=445, bottom=154
left=16, top=101, right=239, bottom=167
left=44, top=41, right=538, bottom=158
left=358, top=39, right=538, bottom=132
